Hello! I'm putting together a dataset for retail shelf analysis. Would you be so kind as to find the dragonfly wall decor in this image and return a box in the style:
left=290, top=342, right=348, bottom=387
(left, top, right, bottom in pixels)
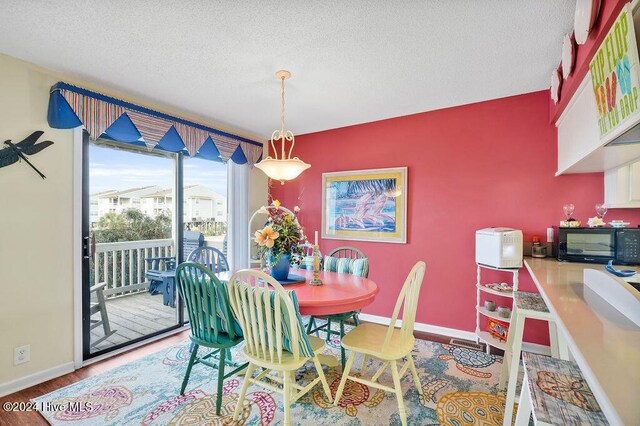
left=0, top=131, right=54, bottom=179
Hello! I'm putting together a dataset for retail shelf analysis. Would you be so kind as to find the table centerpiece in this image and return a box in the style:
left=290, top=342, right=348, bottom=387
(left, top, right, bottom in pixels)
left=254, top=201, right=306, bottom=280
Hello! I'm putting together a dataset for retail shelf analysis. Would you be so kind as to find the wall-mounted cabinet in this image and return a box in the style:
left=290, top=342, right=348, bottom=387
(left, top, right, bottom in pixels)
left=556, top=3, right=640, bottom=175
left=556, top=75, right=640, bottom=175
left=556, top=75, right=602, bottom=174
left=604, top=160, right=640, bottom=208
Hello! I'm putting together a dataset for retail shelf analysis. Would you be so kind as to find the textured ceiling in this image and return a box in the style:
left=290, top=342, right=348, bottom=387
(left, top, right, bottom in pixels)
left=0, top=1, right=575, bottom=138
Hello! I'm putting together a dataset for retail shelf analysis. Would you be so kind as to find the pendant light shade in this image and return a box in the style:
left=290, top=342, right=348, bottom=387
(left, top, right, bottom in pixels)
left=255, top=157, right=310, bottom=182
left=255, top=70, right=310, bottom=184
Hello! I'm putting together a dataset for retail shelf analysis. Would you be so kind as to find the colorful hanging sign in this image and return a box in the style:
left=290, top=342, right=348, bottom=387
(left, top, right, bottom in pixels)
left=589, top=4, right=640, bottom=139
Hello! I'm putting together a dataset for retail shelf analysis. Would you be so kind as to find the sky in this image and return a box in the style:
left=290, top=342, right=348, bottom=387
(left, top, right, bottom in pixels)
left=89, top=144, right=227, bottom=195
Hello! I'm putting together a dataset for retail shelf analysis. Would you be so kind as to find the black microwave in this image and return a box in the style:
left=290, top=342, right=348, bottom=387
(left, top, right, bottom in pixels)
left=558, top=228, right=640, bottom=265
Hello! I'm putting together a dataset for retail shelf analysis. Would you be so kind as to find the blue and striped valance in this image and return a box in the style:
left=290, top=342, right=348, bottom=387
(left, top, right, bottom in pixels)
left=47, top=82, right=263, bottom=165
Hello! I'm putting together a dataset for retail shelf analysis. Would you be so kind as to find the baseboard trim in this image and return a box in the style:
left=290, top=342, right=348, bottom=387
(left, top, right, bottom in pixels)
left=359, top=313, right=477, bottom=341
left=358, top=313, right=552, bottom=356
left=0, top=362, right=75, bottom=398
left=0, top=326, right=190, bottom=398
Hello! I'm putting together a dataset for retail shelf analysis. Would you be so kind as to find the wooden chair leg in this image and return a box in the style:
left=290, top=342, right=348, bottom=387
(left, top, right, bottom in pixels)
left=503, top=309, right=526, bottom=426
left=361, top=354, right=369, bottom=374
left=180, top=344, right=199, bottom=394
left=334, top=351, right=356, bottom=406
left=548, top=321, right=560, bottom=358
left=233, top=363, right=255, bottom=421
left=313, top=355, right=333, bottom=403
left=557, top=327, right=570, bottom=360
left=283, top=370, right=292, bottom=426
left=215, top=348, right=226, bottom=415
left=339, top=320, right=346, bottom=370
left=407, top=356, right=423, bottom=396
left=514, top=374, right=532, bottom=425
left=390, top=360, right=408, bottom=426
left=499, top=311, right=517, bottom=391
left=371, top=361, right=390, bottom=383
left=306, top=316, right=322, bottom=337
left=306, top=316, right=314, bottom=334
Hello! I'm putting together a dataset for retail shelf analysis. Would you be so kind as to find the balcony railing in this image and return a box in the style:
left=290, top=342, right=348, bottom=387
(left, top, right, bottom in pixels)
left=94, top=239, right=174, bottom=298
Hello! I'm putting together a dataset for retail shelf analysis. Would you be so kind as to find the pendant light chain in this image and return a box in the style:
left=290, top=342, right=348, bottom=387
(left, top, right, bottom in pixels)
left=281, top=75, right=286, bottom=159
left=281, top=76, right=285, bottom=132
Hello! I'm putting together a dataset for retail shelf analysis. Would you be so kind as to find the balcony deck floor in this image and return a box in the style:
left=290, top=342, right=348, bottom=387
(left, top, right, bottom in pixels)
left=90, top=291, right=178, bottom=353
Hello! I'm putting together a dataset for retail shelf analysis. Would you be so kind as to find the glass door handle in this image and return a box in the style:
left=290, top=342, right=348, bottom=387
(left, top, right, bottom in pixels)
left=83, top=236, right=90, bottom=259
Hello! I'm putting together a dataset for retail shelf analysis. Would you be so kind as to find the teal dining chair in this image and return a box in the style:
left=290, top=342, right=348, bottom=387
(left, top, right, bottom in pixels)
left=175, top=262, right=247, bottom=415
left=306, top=246, right=369, bottom=369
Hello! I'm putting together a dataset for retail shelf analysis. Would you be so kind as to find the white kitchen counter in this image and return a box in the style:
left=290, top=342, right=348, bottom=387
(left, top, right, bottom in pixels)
left=524, top=258, right=640, bottom=426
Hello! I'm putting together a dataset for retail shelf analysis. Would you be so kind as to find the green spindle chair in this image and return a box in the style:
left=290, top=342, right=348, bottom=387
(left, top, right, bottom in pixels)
left=306, top=246, right=369, bottom=369
left=176, top=262, right=248, bottom=415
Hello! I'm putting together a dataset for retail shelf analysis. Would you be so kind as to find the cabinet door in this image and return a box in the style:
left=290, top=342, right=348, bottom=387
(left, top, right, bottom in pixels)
left=606, top=160, right=640, bottom=207
left=557, top=75, right=602, bottom=174
left=630, top=161, right=640, bottom=202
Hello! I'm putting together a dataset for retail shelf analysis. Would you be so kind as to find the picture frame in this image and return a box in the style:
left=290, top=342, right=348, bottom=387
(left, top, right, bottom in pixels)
left=322, top=167, right=407, bottom=243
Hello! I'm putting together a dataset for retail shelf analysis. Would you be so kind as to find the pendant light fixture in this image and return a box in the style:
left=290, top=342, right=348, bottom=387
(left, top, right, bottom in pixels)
left=255, top=70, right=310, bottom=184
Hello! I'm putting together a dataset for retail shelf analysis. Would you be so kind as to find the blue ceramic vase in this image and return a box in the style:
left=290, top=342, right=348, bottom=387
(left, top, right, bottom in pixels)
left=269, top=253, right=291, bottom=281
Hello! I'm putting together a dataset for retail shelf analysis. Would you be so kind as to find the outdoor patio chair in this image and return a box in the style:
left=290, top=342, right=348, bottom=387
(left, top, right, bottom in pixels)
left=175, top=262, right=248, bottom=415
left=89, top=282, right=117, bottom=348
left=145, top=231, right=204, bottom=306
left=187, top=246, right=229, bottom=273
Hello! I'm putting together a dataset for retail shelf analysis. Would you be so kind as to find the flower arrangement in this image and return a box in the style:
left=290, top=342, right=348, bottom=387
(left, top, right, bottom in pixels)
left=254, top=201, right=306, bottom=266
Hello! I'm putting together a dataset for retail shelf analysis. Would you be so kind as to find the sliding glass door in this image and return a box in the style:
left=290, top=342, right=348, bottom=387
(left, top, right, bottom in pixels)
left=182, top=156, right=228, bottom=257
left=82, top=136, right=183, bottom=359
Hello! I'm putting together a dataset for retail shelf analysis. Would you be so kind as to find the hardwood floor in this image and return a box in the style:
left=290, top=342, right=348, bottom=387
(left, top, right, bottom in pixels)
left=0, top=330, right=190, bottom=425
left=0, top=326, right=453, bottom=425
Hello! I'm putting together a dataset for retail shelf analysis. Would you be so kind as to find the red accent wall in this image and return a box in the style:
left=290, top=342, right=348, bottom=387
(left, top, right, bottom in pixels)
left=550, top=0, right=628, bottom=122
left=272, top=90, right=640, bottom=345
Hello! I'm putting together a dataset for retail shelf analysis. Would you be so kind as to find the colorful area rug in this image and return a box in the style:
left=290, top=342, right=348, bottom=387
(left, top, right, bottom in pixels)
left=33, top=328, right=509, bottom=425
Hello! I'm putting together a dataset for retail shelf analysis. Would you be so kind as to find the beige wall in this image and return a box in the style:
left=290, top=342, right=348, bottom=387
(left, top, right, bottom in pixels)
left=0, top=53, right=268, bottom=389
left=0, top=54, right=75, bottom=385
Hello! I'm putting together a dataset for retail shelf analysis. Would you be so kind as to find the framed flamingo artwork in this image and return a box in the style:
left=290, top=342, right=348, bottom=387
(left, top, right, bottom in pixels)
left=322, top=167, right=407, bottom=243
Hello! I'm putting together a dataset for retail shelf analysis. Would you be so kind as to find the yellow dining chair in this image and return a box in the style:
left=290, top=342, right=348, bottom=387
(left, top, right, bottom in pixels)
left=227, top=269, right=333, bottom=426
left=333, top=261, right=426, bottom=426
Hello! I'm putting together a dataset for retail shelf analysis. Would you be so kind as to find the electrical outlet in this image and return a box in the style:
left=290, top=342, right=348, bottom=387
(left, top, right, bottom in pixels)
left=14, top=344, right=30, bottom=365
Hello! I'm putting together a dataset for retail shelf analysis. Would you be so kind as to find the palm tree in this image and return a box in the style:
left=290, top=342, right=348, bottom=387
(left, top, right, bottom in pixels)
left=346, top=178, right=397, bottom=197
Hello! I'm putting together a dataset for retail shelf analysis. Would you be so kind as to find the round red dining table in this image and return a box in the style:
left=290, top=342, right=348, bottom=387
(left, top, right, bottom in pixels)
left=216, top=268, right=379, bottom=316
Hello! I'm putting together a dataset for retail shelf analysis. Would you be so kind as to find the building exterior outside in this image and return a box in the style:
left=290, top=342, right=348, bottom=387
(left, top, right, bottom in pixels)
left=90, top=184, right=227, bottom=224
left=89, top=186, right=161, bottom=223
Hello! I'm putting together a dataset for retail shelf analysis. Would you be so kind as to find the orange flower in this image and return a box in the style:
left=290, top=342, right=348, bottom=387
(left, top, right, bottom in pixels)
left=255, top=226, right=279, bottom=248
